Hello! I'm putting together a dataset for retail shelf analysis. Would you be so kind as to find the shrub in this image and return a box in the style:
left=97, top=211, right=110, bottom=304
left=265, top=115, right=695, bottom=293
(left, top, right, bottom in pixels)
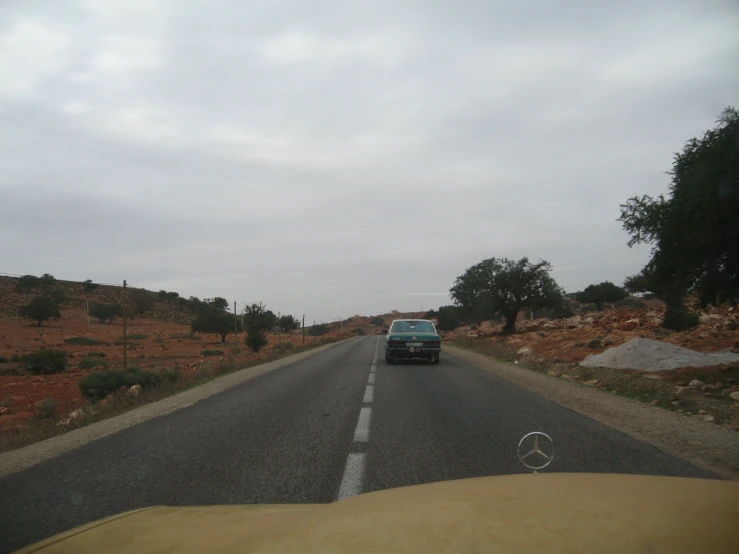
left=34, top=397, right=58, bottom=419
left=15, top=275, right=40, bottom=293
left=64, top=336, right=103, bottom=346
left=78, top=357, right=107, bottom=370
left=615, top=297, right=648, bottom=310
left=86, top=351, right=106, bottom=358
left=20, top=349, right=67, bottom=374
left=201, top=349, right=224, bottom=357
left=11, top=354, right=19, bottom=363
left=129, top=290, right=156, bottom=315
left=662, top=307, right=699, bottom=331
left=121, top=333, right=149, bottom=340
left=78, top=368, right=163, bottom=401
left=0, top=357, right=7, bottom=363
left=351, top=327, right=365, bottom=335
left=273, top=342, right=295, bottom=354
left=587, top=338, right=603, bottom=349
left=191, top=309, right=235, bottom=343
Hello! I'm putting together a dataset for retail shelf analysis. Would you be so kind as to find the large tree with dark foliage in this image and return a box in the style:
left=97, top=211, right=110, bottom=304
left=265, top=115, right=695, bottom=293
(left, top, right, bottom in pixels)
left=19, top=296, right=61, bottom=327
left=576, top=281, right=628, bottom=310
left=450, top=257, right=564, bottom=334
left=191, top=308, right=236, bottom=343
left=619, top=107, right=739, bottom=326
left=90, top=303, right=121, bottom=324
left=424, top=305, right=465, bottom=331
left=277, top=314, right=300, bottom=332
left=130, top=289, right=156, bottom=315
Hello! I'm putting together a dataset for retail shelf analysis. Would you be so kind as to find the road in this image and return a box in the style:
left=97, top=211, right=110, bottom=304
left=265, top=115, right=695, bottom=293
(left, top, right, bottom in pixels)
left=0, top=336, right=715, bottom=552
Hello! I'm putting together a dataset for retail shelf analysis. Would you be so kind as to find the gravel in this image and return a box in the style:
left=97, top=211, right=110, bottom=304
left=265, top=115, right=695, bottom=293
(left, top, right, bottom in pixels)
left=580, top=337, right=739, bottom=371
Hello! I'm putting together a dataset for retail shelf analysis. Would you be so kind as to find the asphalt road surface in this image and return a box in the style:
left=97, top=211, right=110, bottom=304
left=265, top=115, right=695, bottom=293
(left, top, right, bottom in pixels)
left=0, top=336, right=716, bottom=552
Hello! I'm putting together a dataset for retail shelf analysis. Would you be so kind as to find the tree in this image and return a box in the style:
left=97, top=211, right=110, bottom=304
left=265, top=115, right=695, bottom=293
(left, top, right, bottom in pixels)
left=82, top=279, right=99, bottom=291
left=90, top=302, right=121, bottom=324
left=450, top=257, right=564, bottom=334
left=15, top=275, right=39, bottom=293
left=19, top=296, right=61, bottom=327
left=205, top=297, right=229, bottom=311
left=619, top=107, right=739, bottom=313
left=424, top=305, right=465, bottom=331
left=575, top=282, right=628, bottom=310
left=308, top=323, right=329, bottom=336
left=277, top=314, right=300, bottom=332
left=39, top=273, right=56, bottom=288
left=243, top=302, right=270, bottom=352
left=130, top=290, right=156, bottom=316
left=191, top=308, right=235, bottom=343
left=369, top=316, right=385, bottom=327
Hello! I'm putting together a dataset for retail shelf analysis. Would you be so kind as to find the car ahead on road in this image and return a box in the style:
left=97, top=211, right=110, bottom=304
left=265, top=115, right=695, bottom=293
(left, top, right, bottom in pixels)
left=384, top=319, right=441, bottom=364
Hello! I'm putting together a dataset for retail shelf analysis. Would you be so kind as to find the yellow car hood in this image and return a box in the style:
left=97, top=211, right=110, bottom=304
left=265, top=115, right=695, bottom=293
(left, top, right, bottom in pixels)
left=17, top=473, right=739, bottom=554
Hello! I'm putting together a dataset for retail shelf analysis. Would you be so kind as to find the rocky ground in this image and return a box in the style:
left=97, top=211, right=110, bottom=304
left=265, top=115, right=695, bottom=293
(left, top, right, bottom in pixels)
left=448, top=303, right=739, bottom=431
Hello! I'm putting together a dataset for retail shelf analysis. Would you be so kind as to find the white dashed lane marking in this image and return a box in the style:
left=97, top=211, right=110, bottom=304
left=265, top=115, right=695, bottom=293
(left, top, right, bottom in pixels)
left=337, top=453, right=366, bottom=500
left=363, top=385, right=374, bottom=404
left=367, top=373, right=375, bottom=384
left=353, top=407, right=372, bottom=442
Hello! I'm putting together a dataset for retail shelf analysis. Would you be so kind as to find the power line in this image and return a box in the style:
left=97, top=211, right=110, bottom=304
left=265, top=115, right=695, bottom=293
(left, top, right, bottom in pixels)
left=0, top=271, right=122, bottom=287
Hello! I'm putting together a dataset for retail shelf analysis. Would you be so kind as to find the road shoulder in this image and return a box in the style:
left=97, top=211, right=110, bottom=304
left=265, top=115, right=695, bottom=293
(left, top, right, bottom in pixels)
left=0, top=337, right=357, bottom=478
left=444, top=345, right=739, bottom=480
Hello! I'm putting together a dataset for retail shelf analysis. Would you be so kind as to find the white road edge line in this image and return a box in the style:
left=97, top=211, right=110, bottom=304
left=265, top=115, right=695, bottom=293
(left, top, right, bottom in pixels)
left=367, top=373, right=375, bottom=384
left=337, top=453, right=366, bottom=500
left=353, top=407, right=372, bottom=442
left=363, top=385, right=374, bottom=403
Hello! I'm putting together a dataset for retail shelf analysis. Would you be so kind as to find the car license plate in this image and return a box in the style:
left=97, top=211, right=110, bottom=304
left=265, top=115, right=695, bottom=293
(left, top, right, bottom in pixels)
left=407, top=342, right=422, bottom=347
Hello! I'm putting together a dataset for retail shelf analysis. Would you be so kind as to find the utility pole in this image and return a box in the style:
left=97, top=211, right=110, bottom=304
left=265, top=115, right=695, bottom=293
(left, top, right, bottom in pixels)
left=122, top=280, right=127, bottom=371
left=302, top=314, right=305, bottom=344
left=278, top=312, right=282, bottom=345
left=234, top=301, right=238, bottom=340
left=86, top=300, right=89, bottom=325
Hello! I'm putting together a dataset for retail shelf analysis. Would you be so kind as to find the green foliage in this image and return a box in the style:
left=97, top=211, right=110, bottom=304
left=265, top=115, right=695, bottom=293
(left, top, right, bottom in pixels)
left=87, top=351, right=106, bottom=358
left=277, top=314, right=300, bottom=332
left=122, top=333, right=149, bottom=340
left=587, top=338, right=603, bottom=349
left=15, top=275, right=39, bottom=293
left=308, top=324, right=329, bottom=336
left=19, top=296, right=61, bottom=327
left=39, top=274, right=56, bottom=288
left=64, top=336, right=102, bottom=346
left=243, top=302, right=270, bottom=352
left=129, top=290, right=156, bottom=316
left=662, top=307, right=699, bottom=331
left=205, top=297, right=229, bottom=311
left=34, top=397, right=58, bottom=419
left=20, top=349, right=67, bottom=374
left=191, top=309, right=235, bottom=343
left=78, top=367, right=166, bottom=401
left=78, top=357, right=107, bottom=370
left=0, top=357, right=7, bottom=363
left=619, top=107, right=739, bottom=308
left=200, top=349, right=224, bottom=357
left=11, top=354, right=19, bottom=363
left=82, top=279, right=99, bottom=291
left=351, top=327, right=365, bottom=335
left=158, top=290, right=180, bottom=302
left=576, top=282, right=628, bottom=310
left=369, top=316, right=385, bottom=326
left=424, top=305, right=466, bottom=330
left=90, top=302, right=121, bottom=324
left=450, top=257, right=564, bottom=334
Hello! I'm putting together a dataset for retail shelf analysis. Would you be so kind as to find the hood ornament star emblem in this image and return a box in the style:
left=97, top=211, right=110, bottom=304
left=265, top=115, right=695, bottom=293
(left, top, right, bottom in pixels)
left=517, top=432, right=555, bottom=473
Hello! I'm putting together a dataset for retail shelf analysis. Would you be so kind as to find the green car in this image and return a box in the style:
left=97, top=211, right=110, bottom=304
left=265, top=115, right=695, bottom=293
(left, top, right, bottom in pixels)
left=384, top=319, right=441, bottom=364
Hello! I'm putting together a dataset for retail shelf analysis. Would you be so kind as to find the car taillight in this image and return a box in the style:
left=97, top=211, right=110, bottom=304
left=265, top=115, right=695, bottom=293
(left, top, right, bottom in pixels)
left=426, top=341, right=440, bottom=346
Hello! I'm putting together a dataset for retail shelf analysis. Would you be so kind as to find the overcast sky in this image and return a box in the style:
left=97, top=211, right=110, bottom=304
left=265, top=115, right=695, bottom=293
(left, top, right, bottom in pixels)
left=1, top=0, right=737, bottom=322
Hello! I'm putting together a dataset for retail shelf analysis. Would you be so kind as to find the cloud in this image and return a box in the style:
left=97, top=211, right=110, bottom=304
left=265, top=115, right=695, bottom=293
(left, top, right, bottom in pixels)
left=1, top=0, right=738, bottom=321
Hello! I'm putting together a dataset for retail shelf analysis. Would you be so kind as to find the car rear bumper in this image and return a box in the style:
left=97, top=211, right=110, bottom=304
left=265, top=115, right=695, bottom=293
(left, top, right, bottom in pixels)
left=385, top=347, right=441, bottom=359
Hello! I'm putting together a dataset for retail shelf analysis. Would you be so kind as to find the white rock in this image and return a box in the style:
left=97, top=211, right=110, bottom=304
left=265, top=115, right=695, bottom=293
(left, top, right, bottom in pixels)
left=128, top=384, right=142, bottom=397
left=642, top=374, right=662, bottom=380
left=689, top=379, right=704, bottom=387
left=517, top=346, right=532, bottom=356
left=702, top=414, right=715, bottom=422
left=584, top=379, right=599, bottom=386
left=729, top=391, right=739, bottom=401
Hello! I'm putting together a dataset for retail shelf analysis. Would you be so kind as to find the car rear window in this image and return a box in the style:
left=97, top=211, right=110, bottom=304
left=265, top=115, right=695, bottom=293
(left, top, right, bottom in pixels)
left=390, top=321, right=436, bottom=333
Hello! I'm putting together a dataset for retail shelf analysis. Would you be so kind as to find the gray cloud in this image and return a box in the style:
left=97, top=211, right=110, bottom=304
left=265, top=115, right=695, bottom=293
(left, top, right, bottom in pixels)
left=1, top=0, right=737, bottom=321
